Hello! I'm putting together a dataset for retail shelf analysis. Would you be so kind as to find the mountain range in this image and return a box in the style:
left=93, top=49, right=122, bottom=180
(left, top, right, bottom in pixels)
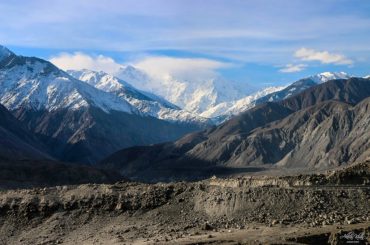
left=1, top=44, right=369, bottom=184
left=200, top=71, right=350, bottom=123
left=100, top=77, right=370, bottom=181
left=115, top=64, right=351, bottom=122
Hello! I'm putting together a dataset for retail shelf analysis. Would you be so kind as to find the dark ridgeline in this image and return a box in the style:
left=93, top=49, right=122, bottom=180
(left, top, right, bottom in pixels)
left=254, top=78, right=317, bottom=105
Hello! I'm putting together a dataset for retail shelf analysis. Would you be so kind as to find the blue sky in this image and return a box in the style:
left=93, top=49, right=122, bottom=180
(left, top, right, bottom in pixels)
left=1, top=0, right=370, bottom=87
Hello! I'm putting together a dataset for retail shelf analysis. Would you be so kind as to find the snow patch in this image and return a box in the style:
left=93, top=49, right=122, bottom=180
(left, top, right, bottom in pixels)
left=309, top=72, right=350, bottom=84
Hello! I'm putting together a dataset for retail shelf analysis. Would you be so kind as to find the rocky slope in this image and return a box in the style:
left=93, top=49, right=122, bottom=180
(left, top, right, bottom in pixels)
left=194, top=98, right=370, bottom=169
left=100, top=78, right=370, bottom=181
left=0, top=161, right=368, bottom=244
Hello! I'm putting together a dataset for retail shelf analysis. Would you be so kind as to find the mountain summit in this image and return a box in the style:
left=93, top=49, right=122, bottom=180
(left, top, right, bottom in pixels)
left=309, top=72, right=350, bottom=83
left=0, top=45, right=14, bottom=61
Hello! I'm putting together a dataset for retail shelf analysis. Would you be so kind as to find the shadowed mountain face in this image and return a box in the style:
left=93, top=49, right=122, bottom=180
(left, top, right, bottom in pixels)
left=0, top=104, right=120, bottom=189
left=218, top=99, right=370, bottom=168
left=0, top=104, right=50, bottom=160
left=100, top=78, right=370, bottom=181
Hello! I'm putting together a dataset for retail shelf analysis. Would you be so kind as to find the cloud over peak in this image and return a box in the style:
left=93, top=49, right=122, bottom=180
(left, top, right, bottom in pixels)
left=50, top=52, right=122, bottom=74
left=49, top=52, right=231, bottom=82
left=133, top=56, right=232, bottom=81
left=294, top=48, right=353, bottom=65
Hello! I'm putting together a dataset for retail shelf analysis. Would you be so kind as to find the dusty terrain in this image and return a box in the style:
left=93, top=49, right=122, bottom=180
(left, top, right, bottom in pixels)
left=0, top=161, right=369, bottom=244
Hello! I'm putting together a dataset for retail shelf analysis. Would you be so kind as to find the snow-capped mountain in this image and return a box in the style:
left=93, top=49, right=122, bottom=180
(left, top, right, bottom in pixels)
left=68, top=69, right=210, bottom=125
left=0, top=47, right=134, bottom=114
left=202, top=72, right=351, bottom=123
left=0, top=45, right=209, bottom=164
left=253, top=72, right=352, bottom=107
left=200, top=86, right=285, bottom=119
left=116, top=66, right=256, bottom=114
left=116, top=66, right=352, bottom=123
left=309, top=72, right=350, bottom=83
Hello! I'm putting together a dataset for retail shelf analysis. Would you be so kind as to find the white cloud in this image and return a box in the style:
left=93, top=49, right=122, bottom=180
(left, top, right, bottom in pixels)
left=49, top=52, right=232, bottom=82
left=49, top=52, right=122, bottom=74
left=132, top=56, right=232, bottom=81
left=279, top=64, right=307, bottom=73
left=294, top=48, right=353, bottom=65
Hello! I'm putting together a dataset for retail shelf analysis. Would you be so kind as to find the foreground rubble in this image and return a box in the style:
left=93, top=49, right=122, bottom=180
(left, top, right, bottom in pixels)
left=0, top=161, right=369, bottom=244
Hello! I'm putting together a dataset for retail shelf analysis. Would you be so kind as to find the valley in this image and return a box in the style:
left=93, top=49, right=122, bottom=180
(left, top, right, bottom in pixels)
left=0, top=42, right=370, bottom=244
